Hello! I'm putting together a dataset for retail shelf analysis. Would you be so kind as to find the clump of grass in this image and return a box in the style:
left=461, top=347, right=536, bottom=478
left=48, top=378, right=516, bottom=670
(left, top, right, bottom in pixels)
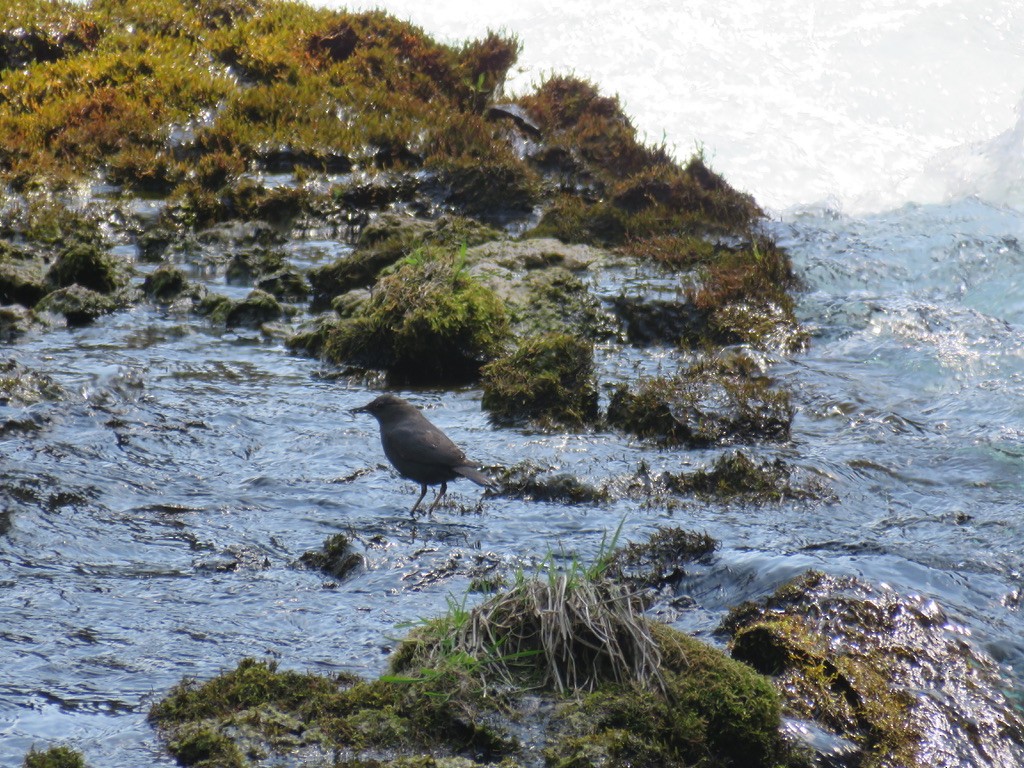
left=392, top=529, right=666, bottom=696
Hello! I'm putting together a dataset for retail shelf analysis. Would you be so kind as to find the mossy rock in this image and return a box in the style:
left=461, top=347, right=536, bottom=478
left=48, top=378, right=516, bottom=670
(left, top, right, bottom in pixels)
left=607, top=353, right=793, bottom=447
left=142, top=264, right=190, bottom=302
left=311, top=252, right=509, bottom=385
left=297, top=533, right=362, bottom=581
left=0, top=304, right=37, bottom=341
left=546, top=624, right=785, bottom=768
left=150, top=658, right=514, bottom=766
left=45, top=241, right=126, bottom=295
left=150, top=570, right=795, bottom=768
left=0, top=242, right=50, bottom=306
left=35, top=285, right=119, bottom=326
left=224, top=247, right=288, bottom=285
left=481, top=332, right=598, bottom=428
left=255, top=269, right=308, bottom=302
left=224, top=289, right=283, bottom=329
left=22, top=745, right=87, bottom=768
left=721, top=571, right=1024, bottom=767
left=308, top=214, right=501, bottom=309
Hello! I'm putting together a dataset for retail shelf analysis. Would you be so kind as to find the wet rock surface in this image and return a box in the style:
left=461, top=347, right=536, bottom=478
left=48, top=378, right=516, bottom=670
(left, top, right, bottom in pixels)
left=721, top=571, right=1024, bottom=768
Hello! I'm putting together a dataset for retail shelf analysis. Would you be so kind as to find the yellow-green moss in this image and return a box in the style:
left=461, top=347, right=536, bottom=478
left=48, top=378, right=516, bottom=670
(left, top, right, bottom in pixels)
left=726, top=603, right=919, bottom=767
left=607, top=353, right=793, bottom=447
left=480, top=332, right=598, bottom=428
left=22, top=745, right=87, bottom=768
left=310, top=248, right=509, bottom=384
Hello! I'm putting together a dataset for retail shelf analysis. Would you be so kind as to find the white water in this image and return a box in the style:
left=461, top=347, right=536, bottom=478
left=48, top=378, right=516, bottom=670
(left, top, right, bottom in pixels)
left=337, top=0, right=1024, bottom=214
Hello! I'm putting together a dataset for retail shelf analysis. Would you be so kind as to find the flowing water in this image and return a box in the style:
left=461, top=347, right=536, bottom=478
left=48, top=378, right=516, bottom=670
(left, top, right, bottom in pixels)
left=4, top=2, right=1024, bottom=765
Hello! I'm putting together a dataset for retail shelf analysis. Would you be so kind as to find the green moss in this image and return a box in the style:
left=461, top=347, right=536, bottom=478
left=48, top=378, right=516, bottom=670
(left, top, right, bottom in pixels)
left=308, top=214, right=500, bottom=308
left=481, top=332, right=597, bottom=428
left=605, top=527, right=717, bottom=589
left=665, top=451, right=828, bottom=502
left=545, top=624, right=784, bottom=768
left=495, top=461, right=610, bottom=505
left=607, top=353, right=793, bottom=447
left=22, top=745, right=87, bottom=768
left=312, top=248, right=509, bottom=385
left=297, top=533, right=362, bottom=580
left=726, top=608, right=919, bottom=767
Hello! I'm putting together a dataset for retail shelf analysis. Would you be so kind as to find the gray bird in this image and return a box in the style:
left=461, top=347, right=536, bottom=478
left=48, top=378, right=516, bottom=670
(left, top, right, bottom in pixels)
left=352, top=394, right=496, bottom=514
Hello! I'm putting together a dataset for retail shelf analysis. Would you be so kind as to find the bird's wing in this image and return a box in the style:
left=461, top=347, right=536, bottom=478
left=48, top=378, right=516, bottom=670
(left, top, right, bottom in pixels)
left=384, top=418, right=468, bottom=466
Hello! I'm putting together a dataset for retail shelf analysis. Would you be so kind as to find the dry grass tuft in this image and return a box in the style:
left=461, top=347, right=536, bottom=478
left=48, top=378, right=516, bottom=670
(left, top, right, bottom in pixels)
left=399, top=570, right=667, bottom=696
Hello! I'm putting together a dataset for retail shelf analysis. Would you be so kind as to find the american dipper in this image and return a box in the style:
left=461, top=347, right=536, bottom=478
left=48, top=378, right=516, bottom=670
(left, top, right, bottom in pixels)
left=352, top=394, right=496, bottom=513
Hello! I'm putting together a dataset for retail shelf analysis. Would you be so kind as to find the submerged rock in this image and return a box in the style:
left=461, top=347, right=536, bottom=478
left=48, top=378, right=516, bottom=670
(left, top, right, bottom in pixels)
left=495, top=461, right=610, bottom=504
left=721, top=571, right=1024, bottom=768
left=296, top=533, right=362, bottom=582
left=607, top=353, right=793, bottom=447
left=0, top=359, right=65, bottom=405
left=605, top=526, right=718, bottom=591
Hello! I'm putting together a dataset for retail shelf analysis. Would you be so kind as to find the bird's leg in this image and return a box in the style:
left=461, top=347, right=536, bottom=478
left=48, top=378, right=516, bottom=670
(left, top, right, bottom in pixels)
left=428, top=481, right=448, bottom=513
left=410, top=484, right=428, bottom=515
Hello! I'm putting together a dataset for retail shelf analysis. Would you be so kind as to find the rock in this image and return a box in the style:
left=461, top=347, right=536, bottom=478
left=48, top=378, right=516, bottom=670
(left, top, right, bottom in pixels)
left=607, top=352, right=793, bottom=447
left=722, top=571, right=1024, bottom=768
left=0, top=242, right=49, bottom=306
left=481, top=332, right=599, bottom=428
left=224, top=289, right=282, bottom=329
left=46, top=241, right=126, bottom=294
left=35, top=285, right=118, bottom=326
left=466, top=237, right=609, bottom=272
left=309, top=256, right=509, bottom=385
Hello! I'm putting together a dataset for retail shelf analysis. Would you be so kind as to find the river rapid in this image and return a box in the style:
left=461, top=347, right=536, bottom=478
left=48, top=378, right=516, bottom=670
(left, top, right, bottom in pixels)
left=3, top=2, right=1024, bottom=765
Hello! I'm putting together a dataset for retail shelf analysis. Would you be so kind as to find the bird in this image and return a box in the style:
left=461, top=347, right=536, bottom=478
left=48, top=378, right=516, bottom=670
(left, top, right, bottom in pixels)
left=351, top=393, right=497, bottom=514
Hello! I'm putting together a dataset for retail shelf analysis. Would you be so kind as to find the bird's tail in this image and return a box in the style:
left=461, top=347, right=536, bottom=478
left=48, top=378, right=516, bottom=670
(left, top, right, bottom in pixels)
left=455, top=465, right=498, bottom=488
